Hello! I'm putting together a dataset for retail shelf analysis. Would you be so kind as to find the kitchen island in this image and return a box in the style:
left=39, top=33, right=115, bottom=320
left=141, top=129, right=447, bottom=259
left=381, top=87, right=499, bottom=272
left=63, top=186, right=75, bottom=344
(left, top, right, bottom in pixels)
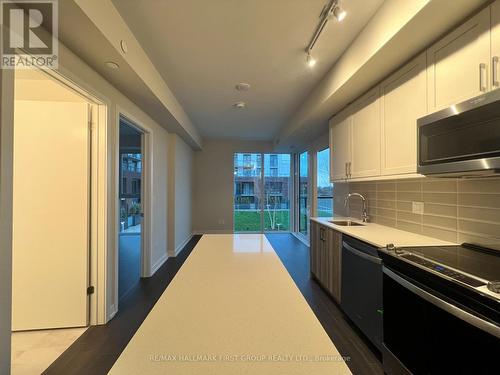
left=109, top=234, right=352, bottom=375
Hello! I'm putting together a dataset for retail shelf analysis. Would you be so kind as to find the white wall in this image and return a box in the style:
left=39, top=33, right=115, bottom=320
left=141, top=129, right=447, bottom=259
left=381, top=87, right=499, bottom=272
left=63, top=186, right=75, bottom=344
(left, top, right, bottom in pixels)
left=0, top=68, right=14, bottom=375
left=168, top=134, right=194, bottom=256
left=1, top=39, right=172, bottom=325
left=192, top=139, right=273, bottom=233
left=148, top=124, right=169, bottom=273
left=56, top=42, right=171, bottom=317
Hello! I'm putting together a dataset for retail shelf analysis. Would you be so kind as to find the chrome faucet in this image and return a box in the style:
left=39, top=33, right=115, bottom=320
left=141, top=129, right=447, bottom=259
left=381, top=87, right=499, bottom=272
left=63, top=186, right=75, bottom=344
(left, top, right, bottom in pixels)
left=344, top=193, right=369, bottom=223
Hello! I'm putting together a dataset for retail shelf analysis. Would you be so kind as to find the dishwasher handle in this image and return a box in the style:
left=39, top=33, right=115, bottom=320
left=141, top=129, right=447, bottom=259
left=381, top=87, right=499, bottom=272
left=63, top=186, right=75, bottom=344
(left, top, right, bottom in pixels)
left=343, top=241, right=382, bottom=265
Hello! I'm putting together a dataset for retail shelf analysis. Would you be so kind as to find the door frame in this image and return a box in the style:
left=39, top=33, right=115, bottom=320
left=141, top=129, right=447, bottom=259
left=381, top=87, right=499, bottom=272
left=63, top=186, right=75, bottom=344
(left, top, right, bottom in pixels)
left=9, top=67, right=109, bottom=327
left=114, top=109, right=153, bottom=311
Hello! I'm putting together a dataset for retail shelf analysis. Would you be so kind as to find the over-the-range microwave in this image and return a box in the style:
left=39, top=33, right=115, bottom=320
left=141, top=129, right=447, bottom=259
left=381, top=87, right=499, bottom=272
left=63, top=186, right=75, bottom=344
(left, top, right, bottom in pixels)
left=417, top=89, right=500, bottom=177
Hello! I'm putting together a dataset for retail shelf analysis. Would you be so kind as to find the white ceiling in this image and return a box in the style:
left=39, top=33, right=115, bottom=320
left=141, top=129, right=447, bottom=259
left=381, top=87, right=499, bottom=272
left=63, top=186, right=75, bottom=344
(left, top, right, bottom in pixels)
left=112, top=0, right=384, bottom=140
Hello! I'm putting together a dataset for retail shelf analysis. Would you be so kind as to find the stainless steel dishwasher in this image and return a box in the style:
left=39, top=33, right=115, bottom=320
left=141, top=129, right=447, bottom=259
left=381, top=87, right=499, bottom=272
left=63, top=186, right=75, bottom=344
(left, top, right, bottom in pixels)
left=341, top=235, right=383, bottom=351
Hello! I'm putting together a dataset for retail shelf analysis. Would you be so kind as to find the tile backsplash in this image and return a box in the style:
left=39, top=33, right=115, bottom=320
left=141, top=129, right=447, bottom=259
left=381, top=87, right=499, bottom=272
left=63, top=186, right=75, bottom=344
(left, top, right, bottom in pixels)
left=333, top=177, right=500, bottom=251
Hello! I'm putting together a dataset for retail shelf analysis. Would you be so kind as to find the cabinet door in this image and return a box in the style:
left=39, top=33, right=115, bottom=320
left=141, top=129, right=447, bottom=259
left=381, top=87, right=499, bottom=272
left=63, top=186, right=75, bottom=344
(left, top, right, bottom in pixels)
left=381, top=53, right=427, bottom=176
left=320, top=234, right=329, bottom=289
left=329, top=109, right=351, bottom=182
left=326, top=228, right=342, bottom=303
left=310, top=221, right=320, bottom=278
left=491, top=0, right=500, bottom=91
left=427, top=7, right=490, bottom=112
left=350, top=86, right=381, bottom=179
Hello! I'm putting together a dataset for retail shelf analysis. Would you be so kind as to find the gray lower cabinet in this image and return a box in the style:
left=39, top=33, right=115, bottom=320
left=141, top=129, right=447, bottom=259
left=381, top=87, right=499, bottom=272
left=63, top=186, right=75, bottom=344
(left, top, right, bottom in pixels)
left=310, top=221, right=342, bottom=303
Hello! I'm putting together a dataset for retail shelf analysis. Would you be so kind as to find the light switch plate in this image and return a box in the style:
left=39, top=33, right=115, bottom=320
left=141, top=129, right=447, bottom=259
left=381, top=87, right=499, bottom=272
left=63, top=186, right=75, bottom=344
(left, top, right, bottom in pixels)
left=412, top=201, right=424, bottom=214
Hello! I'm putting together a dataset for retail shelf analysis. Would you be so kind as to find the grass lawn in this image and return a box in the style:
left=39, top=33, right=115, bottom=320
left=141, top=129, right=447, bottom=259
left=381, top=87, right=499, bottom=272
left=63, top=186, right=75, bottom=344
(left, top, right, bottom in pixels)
left=234, top=210, right=290, bottom=232
left=234, top=210, right=333, bottom=232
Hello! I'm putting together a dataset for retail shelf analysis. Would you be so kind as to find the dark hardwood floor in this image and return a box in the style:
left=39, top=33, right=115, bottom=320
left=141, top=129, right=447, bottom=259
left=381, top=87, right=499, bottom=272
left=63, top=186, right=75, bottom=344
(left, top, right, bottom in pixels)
left=266, top=233, right=384, bottom=375
left=44, top=233, right=382, bottom=375
left=43, top=235, right=202, bottom=375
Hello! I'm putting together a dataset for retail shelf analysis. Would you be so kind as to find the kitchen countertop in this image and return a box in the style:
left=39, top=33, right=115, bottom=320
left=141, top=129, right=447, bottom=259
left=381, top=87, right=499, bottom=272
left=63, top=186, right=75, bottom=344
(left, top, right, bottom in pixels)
left=311, top=216, right=456, bottom=248
left=109, top=234, right=352, bottom=375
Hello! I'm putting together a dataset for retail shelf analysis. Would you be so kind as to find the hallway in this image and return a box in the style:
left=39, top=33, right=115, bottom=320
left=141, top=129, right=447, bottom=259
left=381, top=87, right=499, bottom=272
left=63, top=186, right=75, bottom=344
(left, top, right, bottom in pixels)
left=118, top=235, right=141, bottom=302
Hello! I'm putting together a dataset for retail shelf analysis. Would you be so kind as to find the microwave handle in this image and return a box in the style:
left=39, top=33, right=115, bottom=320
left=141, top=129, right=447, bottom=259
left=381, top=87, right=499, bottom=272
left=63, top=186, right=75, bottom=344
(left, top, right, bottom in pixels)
left=383, top=267, right=500, bottom=339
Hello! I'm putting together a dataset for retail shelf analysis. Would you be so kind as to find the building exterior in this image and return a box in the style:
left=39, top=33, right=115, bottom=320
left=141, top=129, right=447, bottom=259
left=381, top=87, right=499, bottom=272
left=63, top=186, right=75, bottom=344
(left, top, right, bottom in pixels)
left=120, top=153, right=142, bottom=231
left=233, top=153, right=291, bottom=210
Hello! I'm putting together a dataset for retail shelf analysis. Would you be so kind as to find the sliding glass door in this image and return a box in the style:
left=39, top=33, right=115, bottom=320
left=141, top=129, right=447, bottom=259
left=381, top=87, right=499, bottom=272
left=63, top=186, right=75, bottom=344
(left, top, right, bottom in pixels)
left=234, top=153, right=291, bottom=232
left=263, top=154, right=291, bottom=231
left=234, top=153, right=262, bottom=232
left=298, top=151, right=309, bottom=237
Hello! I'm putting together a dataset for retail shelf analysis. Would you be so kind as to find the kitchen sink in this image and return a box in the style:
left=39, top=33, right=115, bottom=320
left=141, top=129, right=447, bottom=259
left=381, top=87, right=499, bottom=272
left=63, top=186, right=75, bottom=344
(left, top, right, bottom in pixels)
left=328, top=220, right=365, bottom=226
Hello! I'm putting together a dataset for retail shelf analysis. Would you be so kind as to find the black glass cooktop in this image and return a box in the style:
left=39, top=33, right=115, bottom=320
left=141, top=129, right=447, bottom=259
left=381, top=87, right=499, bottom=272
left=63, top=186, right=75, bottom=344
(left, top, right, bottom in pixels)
left=400, top=244, right=500, bottom=284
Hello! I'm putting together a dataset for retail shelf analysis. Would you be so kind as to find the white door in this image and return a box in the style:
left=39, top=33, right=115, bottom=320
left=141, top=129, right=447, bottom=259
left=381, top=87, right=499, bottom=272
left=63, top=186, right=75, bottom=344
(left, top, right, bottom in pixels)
left=380, top=53, right=427, bottom=176
left=350, top=86, right=381, bottom=179
left=12, top=100, right=90, bottom=330
left=427, top=7, right=490, bottom=112
left=329, top=109, right=351, bottom=182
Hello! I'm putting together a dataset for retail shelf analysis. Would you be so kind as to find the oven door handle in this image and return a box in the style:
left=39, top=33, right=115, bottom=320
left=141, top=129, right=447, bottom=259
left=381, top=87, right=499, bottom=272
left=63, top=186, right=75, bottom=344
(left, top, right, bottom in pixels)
left=383, top=267, right=500, bottom=339
left=343, top=242, right=381, bottom=264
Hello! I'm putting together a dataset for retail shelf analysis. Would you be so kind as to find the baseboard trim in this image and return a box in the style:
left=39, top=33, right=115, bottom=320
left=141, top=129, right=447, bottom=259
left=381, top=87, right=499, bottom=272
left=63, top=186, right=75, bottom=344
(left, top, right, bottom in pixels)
left=292, top=232, right=310, bottom=247
left=193, top=229, right=232, bottom=235
left=150, top=252, right=168, bottom=275
left=107, top=303, right=118, bottom=322
left=169, top=233, right=194, bottom=257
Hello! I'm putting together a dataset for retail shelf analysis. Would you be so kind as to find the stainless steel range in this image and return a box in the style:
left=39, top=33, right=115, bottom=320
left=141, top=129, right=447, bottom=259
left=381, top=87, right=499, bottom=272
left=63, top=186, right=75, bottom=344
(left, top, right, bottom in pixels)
left=379, top=243, right=500, bottom=375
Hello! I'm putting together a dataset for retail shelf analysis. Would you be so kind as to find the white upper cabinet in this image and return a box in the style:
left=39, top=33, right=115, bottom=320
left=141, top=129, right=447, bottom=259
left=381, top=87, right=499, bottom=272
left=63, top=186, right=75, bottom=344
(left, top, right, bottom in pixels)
left=380, top=53, right=427, bottom=176
left=328, top=3, right=499, bottom=182
left=491, top=0, right=500, bottom=90
left=329, top=108, right=351, bottom=182
left=427, top=7, right=491, bottom=112
left=350, top=86, right=381, bottom=179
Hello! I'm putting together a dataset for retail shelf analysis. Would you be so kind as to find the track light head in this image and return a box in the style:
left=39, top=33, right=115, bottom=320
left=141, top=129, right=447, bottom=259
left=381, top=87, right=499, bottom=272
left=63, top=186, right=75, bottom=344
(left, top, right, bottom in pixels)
left=306, top=53, right=317, bottom=68
left=333, top=5, right=346, bottom=22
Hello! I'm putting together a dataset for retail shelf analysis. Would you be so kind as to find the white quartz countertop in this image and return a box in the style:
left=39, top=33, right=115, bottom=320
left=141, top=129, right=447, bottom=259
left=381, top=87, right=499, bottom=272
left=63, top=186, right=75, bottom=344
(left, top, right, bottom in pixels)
left=311, top=216, right=456, bottom=248
left=110, top=234, right=352, bottom=375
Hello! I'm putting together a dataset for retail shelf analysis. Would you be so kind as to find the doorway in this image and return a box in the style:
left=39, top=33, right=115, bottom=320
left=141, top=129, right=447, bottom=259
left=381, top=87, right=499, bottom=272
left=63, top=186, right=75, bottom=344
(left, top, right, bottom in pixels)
left=118, top=117, right=144, bottom=303
left=11, top=69, right=99, bottom=374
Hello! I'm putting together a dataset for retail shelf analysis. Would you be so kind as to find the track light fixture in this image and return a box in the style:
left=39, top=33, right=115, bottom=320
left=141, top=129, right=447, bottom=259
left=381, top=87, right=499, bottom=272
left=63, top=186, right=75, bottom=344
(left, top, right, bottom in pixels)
left=333, top=4, right=347, bottom=22
left=305, top=0, right=347, bottom=68
left=306, top=53, right=317, bottom=68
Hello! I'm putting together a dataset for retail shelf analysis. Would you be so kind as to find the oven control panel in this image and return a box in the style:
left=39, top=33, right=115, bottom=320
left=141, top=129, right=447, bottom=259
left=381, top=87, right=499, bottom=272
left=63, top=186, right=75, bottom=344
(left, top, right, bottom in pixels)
left=400, top=253, right=486, bottom=288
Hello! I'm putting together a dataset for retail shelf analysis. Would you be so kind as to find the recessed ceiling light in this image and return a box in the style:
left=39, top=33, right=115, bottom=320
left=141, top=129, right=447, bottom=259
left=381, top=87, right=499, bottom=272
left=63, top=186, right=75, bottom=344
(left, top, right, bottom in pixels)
left=233, top=101, right=247, bottom=109
left=235, top=83, right=251, bottom=91
left=105, top=61, right=119, bottom=69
